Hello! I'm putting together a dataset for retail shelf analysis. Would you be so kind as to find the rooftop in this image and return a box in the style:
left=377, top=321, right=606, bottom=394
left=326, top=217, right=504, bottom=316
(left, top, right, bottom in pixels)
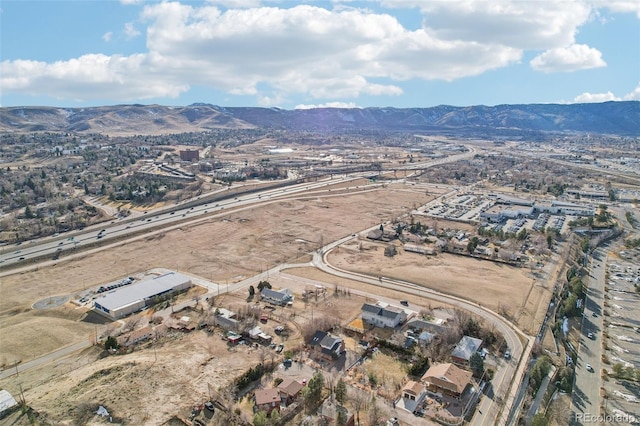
left=94, top=272, right=191, bottom=311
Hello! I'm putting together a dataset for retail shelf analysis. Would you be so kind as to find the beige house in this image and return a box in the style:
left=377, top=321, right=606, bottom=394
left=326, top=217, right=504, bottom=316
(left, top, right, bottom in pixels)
left=422, top=363, right=472, bottom=398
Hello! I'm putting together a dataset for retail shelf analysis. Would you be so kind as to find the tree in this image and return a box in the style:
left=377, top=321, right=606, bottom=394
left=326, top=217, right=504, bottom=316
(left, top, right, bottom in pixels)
left=531, top=413, right=549, bottom=426
left=335, top=378, right=347, bottom=405
left=104, top=336, right=118, bottom=351
left=253, top=411, right=269, bottom=426
left=257, top=281, right=272, bottom=291
left=302, top=371, right=324, bottom=412
left=350, top=387, right=367, bottom=426
left=24, top=205, right=34, bottom=219
left=249, top=285, right=255, bottom=297
left=469, top=352, right=485, bottom=377
left=467, top=236, right=479, bottom=254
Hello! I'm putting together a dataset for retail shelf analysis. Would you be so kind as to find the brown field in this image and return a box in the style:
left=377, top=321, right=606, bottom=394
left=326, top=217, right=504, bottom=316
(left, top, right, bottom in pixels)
left=0, top=181, right=557, bottom=424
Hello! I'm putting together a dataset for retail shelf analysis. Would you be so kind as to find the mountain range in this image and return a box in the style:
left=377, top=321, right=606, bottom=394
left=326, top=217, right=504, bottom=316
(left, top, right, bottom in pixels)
left=1, top=101, right=638, bottom=137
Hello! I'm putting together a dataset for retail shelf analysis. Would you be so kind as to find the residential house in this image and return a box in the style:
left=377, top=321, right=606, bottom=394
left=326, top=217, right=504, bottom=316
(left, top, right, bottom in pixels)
left=260, top=288, right=293, bottom=306
left=400, top=380, right=427, bottom=414
left=277, top=378, right=304, bottom=405
left=361, top=303, right=407, bottom=328
left=309, top=330, right=345, bottom=360
left=116, top=325, right=153, bottom=347
left=422, top=363, right=472, bottom=398
left=451, top=336, right=483, bottom=365
left=254, top=388, right=281, bottom=415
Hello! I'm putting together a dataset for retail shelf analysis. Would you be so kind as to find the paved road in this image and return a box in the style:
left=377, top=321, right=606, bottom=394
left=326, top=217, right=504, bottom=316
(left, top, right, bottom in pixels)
left=0, top=340, right=92, bottom=380
left=570, top=247, right=607, bottom=425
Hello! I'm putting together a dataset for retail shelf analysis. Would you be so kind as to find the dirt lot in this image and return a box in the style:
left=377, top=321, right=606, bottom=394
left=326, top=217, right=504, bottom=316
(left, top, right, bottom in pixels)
left=0, top=180, right=556, bottom=424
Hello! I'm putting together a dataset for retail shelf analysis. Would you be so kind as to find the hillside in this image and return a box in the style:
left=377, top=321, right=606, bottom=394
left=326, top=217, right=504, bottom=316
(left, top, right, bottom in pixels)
left=1, top=101, right=638, bottom=136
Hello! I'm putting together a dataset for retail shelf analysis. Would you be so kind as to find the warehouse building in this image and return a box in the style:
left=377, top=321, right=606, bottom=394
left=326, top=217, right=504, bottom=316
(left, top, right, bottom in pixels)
left=94, top=272, right=192, bottom=320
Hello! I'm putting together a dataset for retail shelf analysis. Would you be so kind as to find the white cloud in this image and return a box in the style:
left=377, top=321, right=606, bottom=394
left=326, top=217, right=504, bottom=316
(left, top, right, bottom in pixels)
left=123, top=22, right=141, bottom=40
left=295, top=102, right=361, bottom=109
left=572, top=83, right=640, bottom=103
left=120, top=0, right=143, bottom=4
left=102, top=32, right=113, bottom=42
left=589, top=0, right=640, bottom=18
left=530, top=44, right=606, bottom=72
left=573, top=91, right=619, bottom=103
left=0, top=54, right=189, bottom=102
left=623, top=83, right=640, bottom=100
left=384, top=0, right=592, bottom=49
left=140, top=4, right=520, bottom=97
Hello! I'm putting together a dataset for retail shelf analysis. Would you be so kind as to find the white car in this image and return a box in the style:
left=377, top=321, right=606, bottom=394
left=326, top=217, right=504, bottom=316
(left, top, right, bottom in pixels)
left=586, top=363, right=594, bottom=372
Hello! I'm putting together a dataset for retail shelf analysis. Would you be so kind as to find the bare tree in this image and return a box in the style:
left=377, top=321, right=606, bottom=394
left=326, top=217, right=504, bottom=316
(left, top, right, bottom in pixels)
left=368, top=395, right=384, bottom=426
left=123, top=315, right=142, bottom=333
left=350, top=388, right=368, bottom=426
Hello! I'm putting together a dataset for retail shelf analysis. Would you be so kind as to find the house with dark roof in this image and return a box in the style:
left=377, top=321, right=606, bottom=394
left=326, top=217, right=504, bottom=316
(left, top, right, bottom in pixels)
left=361, top=303, right=407, bottom=328
left=260, top=288, right=293, bottom=306
left=254, top=388, right=281, bottom=415
left=309, top=330, right=345, bottom=360
left=422, top=363, right=473, bottom=398
left=451, top=336, right=483, bottom=365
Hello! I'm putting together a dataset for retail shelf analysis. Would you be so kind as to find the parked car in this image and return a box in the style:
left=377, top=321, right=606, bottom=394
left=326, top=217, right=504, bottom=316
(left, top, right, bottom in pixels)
left=588, top=332, right=595, bottom=340
left=204, top=401, right=215, bottom=412
left=586, top=363, right=594, bottom=372
left=276, top=344, right=284, bottom=353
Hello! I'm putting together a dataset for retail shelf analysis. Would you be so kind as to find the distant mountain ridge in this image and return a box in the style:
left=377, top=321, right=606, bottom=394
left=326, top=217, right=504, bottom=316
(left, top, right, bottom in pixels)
left=1, top=101, right=638, bottom=136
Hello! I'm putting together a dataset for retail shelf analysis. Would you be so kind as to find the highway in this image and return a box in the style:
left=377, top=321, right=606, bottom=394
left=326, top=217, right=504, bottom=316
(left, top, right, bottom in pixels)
left=0, top=173, right=377, bottom=267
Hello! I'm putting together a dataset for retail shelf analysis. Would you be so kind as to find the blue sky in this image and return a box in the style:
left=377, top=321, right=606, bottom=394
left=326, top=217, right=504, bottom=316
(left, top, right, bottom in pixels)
left=1, top=0, right=639, bottom=109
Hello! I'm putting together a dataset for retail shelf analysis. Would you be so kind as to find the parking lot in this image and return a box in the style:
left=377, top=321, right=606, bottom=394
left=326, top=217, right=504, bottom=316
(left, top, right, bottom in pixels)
left=603, top=249, right=640, bottom=422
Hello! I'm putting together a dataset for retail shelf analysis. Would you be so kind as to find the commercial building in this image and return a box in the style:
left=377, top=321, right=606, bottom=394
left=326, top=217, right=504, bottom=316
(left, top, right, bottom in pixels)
left=94, top=272, right=192, bottom=320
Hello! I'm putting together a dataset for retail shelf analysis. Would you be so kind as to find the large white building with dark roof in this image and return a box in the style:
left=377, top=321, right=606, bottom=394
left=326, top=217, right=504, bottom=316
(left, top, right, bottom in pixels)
left=361, top=302, right=407, bottom=328
left=93, top=272, right=192, bottom=320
